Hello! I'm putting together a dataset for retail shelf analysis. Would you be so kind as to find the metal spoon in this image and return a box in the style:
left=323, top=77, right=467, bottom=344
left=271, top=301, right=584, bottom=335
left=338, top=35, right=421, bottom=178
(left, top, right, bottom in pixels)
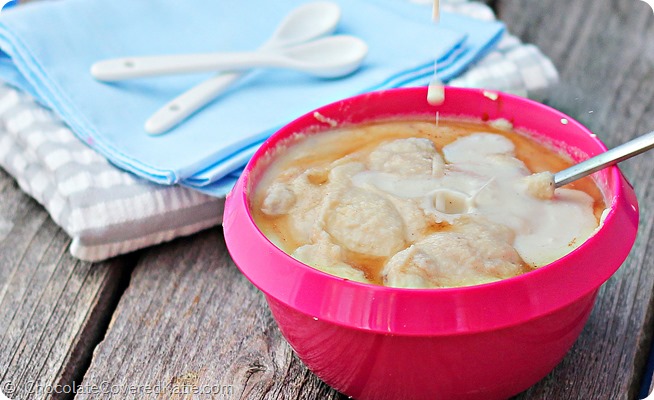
left=526, top=130, right=654, bottom=199
left=554, top=130, right=654, bottom=187
left=145, top=1, right=342, bottom=135
left=91, top=35, right=367, bottom=81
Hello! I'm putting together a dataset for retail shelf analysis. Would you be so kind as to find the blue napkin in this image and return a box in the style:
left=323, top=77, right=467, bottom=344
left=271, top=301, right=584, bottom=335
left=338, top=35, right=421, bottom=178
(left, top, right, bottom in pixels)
left=0, top=0, right=504, bottom=193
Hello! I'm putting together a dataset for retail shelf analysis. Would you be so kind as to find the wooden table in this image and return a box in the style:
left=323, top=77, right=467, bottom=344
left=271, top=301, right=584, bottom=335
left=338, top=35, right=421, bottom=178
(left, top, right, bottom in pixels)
left=1, top=0, right=654, bottom=399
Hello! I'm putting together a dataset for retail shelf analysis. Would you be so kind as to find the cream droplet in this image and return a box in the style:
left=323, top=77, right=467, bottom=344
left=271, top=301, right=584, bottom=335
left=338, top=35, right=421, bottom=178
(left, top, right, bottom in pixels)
left=483, top=90, right=499, bottom=101
left=313, top=112, right=338, bottom=127
left=432, top=0, right=440, bottom=21
left=427, top=80, right=445, bottom=105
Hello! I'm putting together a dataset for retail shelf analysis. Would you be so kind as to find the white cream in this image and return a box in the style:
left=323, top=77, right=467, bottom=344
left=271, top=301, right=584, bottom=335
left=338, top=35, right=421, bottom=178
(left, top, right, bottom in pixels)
left=350, top=134, right=597, bottom=267
left=427, top=80, right=445, bottom=105
left=432, top=0, right=440, bottom=22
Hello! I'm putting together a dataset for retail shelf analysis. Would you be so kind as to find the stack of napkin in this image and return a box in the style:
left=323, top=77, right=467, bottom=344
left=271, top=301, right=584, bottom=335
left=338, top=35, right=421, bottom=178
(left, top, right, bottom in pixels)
left=0, top=0, right=558, bottom=261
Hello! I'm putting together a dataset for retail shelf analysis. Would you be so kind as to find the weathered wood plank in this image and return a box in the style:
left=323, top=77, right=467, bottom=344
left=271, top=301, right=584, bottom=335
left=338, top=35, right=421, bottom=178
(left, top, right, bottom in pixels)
left=493, top=0, right=654, bottom=399
left=0, top=168, right=131, bottom=400
left=75, top=228, right=345, bottom=400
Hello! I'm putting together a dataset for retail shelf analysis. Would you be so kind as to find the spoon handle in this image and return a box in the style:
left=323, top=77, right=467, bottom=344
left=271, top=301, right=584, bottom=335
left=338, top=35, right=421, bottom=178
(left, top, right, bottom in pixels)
left=91, top=52, right=277, bottom=81
left=142, top=2, right=342, bottom=135
left=145, top=72, right=243, bottom=135
left=554, top=130, right=654, bottom=187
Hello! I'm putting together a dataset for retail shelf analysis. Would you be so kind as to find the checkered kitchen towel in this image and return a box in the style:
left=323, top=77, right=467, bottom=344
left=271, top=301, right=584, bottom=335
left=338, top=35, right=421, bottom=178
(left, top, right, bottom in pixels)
left=0, top=0, right=558, bottom=261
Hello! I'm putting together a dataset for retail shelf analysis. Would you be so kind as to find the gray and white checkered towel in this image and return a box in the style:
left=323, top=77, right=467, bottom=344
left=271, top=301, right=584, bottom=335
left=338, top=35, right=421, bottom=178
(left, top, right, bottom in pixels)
left=0, top=0, right=558, bottom=261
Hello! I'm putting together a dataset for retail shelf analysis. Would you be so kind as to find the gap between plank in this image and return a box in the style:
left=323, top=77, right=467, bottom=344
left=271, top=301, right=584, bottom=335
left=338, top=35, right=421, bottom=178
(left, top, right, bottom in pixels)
left=58, top=253, right=139, bottom=400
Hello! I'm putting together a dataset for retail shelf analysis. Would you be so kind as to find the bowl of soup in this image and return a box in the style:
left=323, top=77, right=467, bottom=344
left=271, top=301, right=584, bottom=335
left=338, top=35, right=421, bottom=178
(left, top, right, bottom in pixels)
left=223, top=87, right=638, bottom=400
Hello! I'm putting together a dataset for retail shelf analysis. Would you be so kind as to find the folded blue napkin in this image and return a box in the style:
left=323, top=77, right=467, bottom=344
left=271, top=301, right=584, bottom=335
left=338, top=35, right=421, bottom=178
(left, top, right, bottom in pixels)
left=0, top=0, right=504, bottom=194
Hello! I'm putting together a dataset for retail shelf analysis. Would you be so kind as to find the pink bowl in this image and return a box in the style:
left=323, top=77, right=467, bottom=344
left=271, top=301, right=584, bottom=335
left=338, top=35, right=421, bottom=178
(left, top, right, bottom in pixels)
left=223, top=87, right=639, bottom=400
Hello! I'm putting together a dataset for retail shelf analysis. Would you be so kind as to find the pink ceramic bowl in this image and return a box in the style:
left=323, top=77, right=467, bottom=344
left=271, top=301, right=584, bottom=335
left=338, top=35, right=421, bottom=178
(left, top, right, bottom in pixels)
left=223, top=87, right=639, bottom=400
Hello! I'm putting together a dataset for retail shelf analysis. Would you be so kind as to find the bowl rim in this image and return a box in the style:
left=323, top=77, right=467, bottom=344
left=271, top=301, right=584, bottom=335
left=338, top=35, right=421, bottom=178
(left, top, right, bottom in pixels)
left=223, top=86, right=639, bottom=335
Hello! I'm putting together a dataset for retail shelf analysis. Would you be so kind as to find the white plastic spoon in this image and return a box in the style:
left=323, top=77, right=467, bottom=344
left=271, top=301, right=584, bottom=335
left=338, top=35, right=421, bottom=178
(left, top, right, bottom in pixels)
left=145, top=1, right=341, bottom=135
left=91, top=35, right=367, bottom=81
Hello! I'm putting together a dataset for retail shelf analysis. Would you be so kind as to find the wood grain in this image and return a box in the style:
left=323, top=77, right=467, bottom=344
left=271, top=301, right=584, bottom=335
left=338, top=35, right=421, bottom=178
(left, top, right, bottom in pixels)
left=494, top=0, right=654, bottom=399
left=0, top=168, right=131, bottom=400
left=74, top=228, right=345, bottom=400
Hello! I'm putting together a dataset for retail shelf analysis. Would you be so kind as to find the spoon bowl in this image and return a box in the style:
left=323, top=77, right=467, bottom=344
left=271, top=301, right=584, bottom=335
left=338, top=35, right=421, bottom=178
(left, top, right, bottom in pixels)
left=265, top=1, right=341, bottom=48
left=91, top=35, right=368, bottom=81
left=278, top=35, right=368, bottom=77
